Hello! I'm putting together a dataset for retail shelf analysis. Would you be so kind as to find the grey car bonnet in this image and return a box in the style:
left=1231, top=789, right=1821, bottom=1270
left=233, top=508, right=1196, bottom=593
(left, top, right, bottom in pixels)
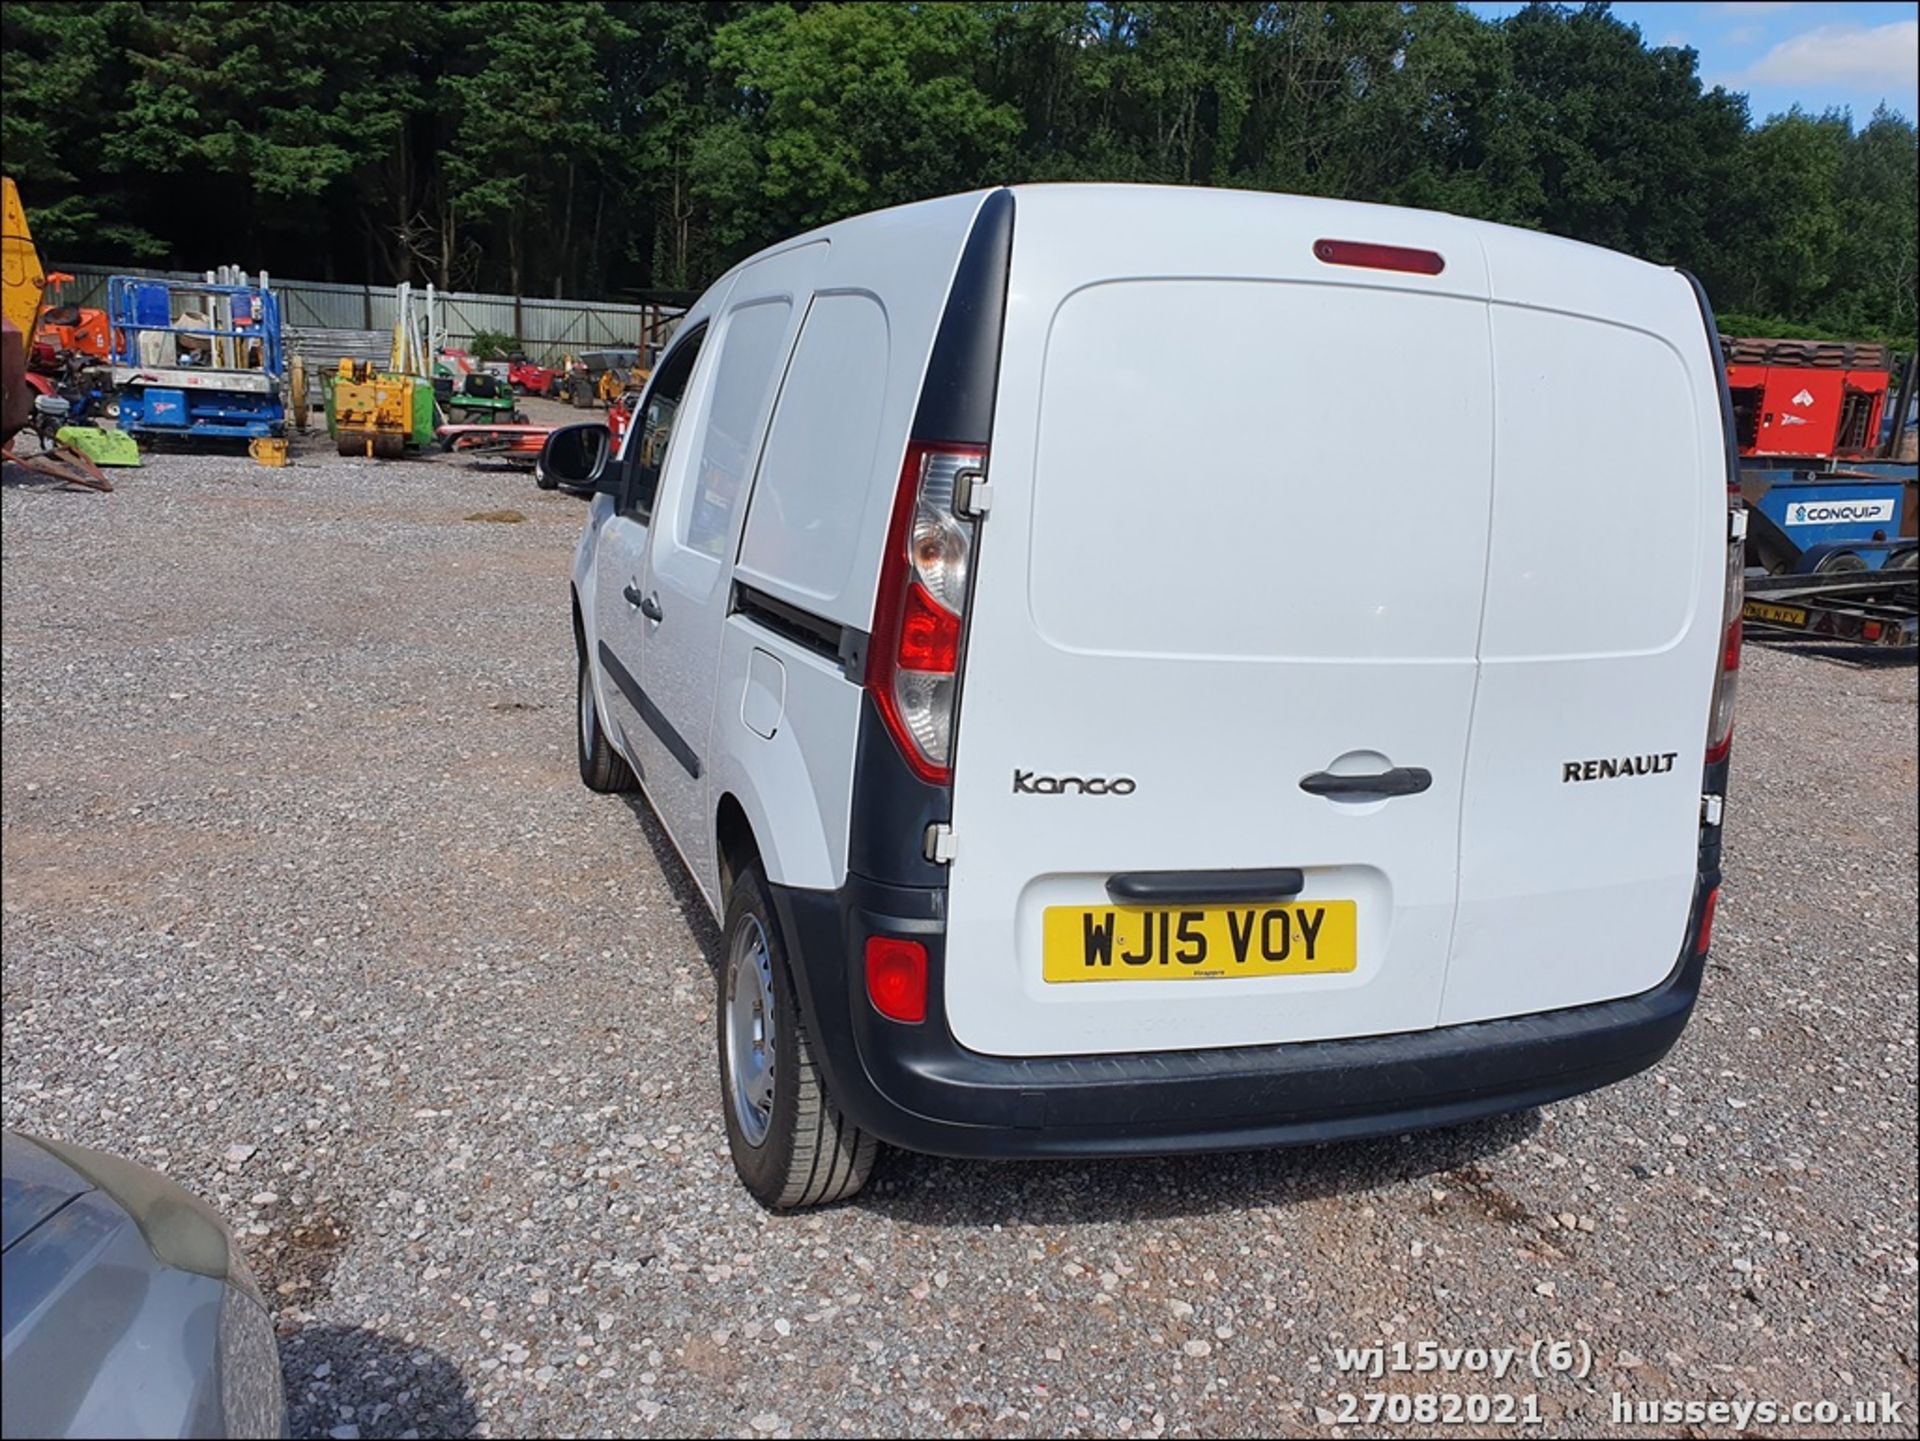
left=1, top=1133, right=93, bottom=1254
left=1, top=1131, right=285, bottom=1439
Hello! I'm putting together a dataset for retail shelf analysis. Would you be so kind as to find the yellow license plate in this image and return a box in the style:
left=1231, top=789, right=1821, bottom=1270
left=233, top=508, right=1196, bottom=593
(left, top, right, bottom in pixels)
left=1042, top=901, right=1358, bottom=983
left=1744, top=599, right=1808, bottom=628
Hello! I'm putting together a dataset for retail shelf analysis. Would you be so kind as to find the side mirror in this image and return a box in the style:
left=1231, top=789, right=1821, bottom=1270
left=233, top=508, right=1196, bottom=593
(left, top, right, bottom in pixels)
left=539, top=422, right=614, bottom=492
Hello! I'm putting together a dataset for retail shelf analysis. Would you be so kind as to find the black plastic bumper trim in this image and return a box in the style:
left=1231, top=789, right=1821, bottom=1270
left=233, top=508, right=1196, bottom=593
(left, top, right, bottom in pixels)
left=769, top=866, right=1717, bottom=1160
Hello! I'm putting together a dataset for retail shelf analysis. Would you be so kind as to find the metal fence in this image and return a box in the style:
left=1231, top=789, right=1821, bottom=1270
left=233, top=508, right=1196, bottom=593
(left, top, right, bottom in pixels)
left=50, top=263, right=680, bottom=361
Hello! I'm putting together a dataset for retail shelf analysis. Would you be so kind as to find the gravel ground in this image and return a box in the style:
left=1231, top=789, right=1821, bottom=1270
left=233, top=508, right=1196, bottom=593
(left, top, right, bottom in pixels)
left=3, top=436, right=1915, bottom=1440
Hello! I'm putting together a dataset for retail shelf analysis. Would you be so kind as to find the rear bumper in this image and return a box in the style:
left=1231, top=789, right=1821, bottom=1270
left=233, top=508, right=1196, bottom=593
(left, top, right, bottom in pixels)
left=769, top=867, right=1716, bottom=1160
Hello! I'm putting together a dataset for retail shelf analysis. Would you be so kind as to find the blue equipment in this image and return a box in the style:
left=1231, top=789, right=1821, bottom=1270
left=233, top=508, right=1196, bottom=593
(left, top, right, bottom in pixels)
left=108, top=272, right=285, bottom=440
left=1740, top=464, right=1913, bottom=574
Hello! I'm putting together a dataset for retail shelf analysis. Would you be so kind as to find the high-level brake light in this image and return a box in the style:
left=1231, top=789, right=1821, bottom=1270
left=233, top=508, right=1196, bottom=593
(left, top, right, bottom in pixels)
left=1313, top=239, right=1446, bottom=276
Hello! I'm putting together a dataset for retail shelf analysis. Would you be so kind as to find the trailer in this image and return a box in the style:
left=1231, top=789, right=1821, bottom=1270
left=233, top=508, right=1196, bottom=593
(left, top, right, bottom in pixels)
left=1716, top=336, right=1919, bottom=648
left=1733, top=461, right=1916, bottom=642
left=1742, top=571, right=1917, bottom=647
left=108, top=270, right=285, bottom=440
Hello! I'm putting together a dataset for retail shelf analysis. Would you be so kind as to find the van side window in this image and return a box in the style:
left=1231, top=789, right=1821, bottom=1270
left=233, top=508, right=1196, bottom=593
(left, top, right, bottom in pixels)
left=623, top=325, right=706, bottom=523
left=735, top=292, right=890, bottom=606
left=681, top=299, right=792, bottom=558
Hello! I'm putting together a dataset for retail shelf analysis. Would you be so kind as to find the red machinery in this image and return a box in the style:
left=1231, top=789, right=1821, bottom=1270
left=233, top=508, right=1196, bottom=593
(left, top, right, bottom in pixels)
left=437, top=391, right=637, bottom=476
left=507, top=354, right=560, bottom=396
left=1723, top=337, right=1889, bottom=460
left=31, top=272, right=112, bottom=368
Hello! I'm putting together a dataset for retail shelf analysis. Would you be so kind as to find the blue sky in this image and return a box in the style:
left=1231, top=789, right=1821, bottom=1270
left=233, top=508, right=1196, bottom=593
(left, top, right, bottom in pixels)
left=1463, top=2, right=1918, bottom=124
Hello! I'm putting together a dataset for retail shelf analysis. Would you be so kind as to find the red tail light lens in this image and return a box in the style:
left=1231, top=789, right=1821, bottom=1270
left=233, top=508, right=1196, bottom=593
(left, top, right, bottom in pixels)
left=898, top=582, right=961, bottom=672
left=1313, top=239, right=1445, bottom=275
left=868, top=442, right=985, bottom=783
left=1695, top=886, right=1719, bottom=955
left=865, top=936, right=928, bottom=1023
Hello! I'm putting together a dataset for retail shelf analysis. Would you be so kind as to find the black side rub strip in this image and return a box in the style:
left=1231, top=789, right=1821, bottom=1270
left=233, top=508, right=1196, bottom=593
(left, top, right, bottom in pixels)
left=1106, top=868, right=1307, bottom=905
left=1300, top=767, right=1432, bottom=798
left=597, top=640, right=701, bottom=779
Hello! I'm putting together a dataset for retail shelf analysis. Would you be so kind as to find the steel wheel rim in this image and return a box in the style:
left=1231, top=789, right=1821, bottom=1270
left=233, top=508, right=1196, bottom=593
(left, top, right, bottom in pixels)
left=725, top=915, right=777, bottom=1148
left=578, top=656, right=597, bottom=755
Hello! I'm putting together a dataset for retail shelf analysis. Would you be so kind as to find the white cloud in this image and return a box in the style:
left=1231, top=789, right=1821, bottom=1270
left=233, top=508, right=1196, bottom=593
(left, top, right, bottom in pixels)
left=1726, top=24, right=1762, bottom=47
left=1735, top=19, right=1919, bottom=88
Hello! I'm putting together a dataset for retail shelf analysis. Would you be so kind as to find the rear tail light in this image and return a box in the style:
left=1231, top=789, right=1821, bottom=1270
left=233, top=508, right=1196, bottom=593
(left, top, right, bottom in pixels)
left=868, top=442, right=985, bottom=783
left=1706, top=499, right=1745, bottom=765
left=865, top=936, right=928, bottom=1023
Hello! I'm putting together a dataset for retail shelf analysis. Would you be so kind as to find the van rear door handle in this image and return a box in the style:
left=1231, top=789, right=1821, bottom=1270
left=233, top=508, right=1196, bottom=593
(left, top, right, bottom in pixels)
left=1299, top=767, right=1432, bottom=798
left=1106, top=868, right=1306, bottom=905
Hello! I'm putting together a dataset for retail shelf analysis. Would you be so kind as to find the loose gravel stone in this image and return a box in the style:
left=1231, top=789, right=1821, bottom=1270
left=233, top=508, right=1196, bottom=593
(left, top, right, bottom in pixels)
left=3, top=431, right=1914, bottom=1438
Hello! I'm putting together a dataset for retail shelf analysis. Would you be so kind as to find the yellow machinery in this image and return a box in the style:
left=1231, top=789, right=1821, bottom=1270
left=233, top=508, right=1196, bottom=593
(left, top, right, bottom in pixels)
left=288, top=351, right=308, bottom=432
left=2, top=176, right=114, bottom=488
left=595, top=362, right=650, bottom=406
left=2, top=177, right=46, bottom=365
left=329, top=358, right=429, bottom=458
left=323, top=282, right=436, bottom=457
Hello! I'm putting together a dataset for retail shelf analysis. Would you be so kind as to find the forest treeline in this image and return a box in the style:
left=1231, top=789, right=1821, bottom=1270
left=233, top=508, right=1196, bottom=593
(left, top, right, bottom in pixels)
left=3, top=1, right=1914, bottom=343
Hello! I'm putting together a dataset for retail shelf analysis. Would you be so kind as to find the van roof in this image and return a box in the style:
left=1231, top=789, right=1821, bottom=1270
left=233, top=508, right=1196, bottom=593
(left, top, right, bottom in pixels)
left=721, top=183, right=1678, bottom=300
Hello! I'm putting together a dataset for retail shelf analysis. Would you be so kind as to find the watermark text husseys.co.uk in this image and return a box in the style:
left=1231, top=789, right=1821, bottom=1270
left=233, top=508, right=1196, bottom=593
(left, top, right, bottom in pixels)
left=1611, top=1393, right=1905, bottom=1430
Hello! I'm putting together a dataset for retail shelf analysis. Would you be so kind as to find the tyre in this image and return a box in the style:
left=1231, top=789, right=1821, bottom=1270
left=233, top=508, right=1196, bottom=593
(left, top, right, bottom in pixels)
left=576, top=644, right=637, bottom=793
left=718, top=863, right=877, bottom=1210
left=1887, top=547, right=1917, bottom=570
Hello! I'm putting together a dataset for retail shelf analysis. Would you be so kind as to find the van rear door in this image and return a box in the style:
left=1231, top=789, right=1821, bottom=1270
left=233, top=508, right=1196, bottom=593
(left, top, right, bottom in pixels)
left=942, top=188, right=1497, bottom=1059
left=1439, top=243, right=1727, bottom=1025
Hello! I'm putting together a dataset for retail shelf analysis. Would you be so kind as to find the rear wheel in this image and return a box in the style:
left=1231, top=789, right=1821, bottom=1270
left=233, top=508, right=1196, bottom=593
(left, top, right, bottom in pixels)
left=576, top=643, right=637, bottom=793
left=1887, top=547, right=1918, bottom=570
left=718, top=863, right=876, bottom=1210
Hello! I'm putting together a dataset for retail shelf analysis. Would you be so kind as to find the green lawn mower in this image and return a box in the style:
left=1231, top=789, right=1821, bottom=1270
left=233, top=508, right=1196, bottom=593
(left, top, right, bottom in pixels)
left=434, top=353, right=527, bottom=425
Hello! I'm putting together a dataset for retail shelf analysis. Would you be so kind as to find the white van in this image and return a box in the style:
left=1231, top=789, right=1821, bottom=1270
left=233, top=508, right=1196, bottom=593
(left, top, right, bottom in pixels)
left=548, top=185, right=1743, bottom=1209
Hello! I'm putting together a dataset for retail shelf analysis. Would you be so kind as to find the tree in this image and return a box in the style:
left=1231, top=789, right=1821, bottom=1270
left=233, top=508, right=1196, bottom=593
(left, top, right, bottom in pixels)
left=437, top=2, right=629, bottom=297
left=1724, top=109, right=1849, bottom=323
left=0, top=0, right=1910, bottom=346
left=1833, top=108, right=1919, bottom=339
left=698, top=2, right=1019, bottom=262
left=0, top=1, right=161, bottom=255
